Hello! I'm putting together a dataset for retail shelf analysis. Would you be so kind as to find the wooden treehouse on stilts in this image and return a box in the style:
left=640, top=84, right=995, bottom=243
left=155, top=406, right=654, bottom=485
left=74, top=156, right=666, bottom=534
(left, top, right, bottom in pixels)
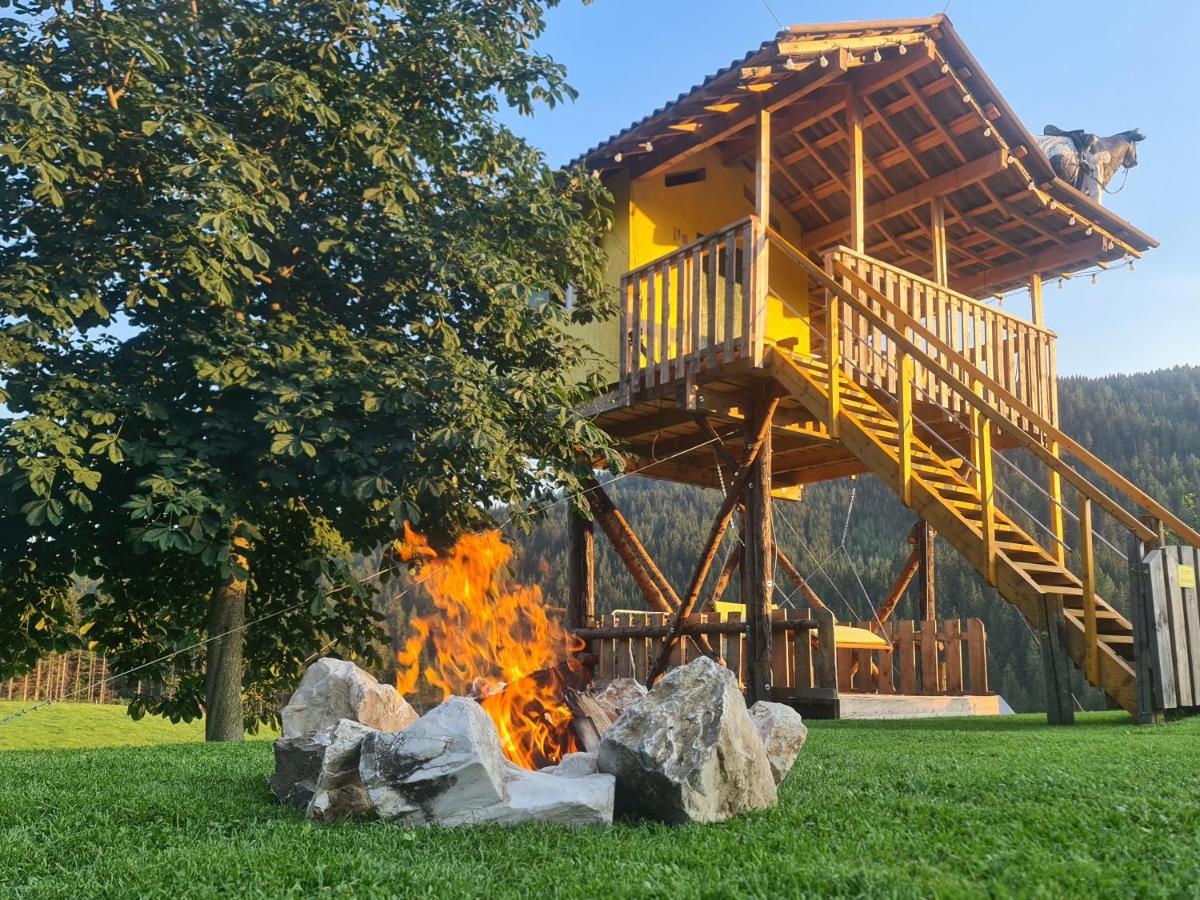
left=562, top=17, right=1200, bottom=722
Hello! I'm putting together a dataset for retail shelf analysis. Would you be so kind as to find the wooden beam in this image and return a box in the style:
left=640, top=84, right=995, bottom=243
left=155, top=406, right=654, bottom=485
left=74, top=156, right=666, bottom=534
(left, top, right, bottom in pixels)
left=953, top=235, right=1108, bottom=295
left=743, top=392, right=775, bottom=703
left=877, top=544, right=922, bottom=623
left=630, top=53, right=848, bottom=182
left=647, top=395, right=781, bottom=683
left=930, top=196, right=948, bottom=286
left=1029, top=273, right=1044, bottom=326
left=805, top=150, right=1008, bottom=249
left=775, top=546, right=832, bottom=615
left=1038, top=594, right=1077, bottom=725
left=567, top=508, right=595, bottom=633
left=846, top=84, right=865, bottom=254
left=918, top=521, right=936, bottom=622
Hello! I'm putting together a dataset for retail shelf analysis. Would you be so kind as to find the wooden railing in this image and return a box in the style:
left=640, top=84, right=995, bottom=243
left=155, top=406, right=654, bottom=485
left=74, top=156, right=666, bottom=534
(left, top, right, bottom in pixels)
left=823, top=247, right=1058, bottom=428
left=588, top=610, right=988, bottom=699
left=0, top=651, right=113, bottom=704
left=619, top=216, right=765, bottom=402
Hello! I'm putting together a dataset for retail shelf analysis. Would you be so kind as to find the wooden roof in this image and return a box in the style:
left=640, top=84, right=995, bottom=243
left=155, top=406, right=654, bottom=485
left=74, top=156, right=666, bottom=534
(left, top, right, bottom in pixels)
left=575, top=16, right=1157, bottom=296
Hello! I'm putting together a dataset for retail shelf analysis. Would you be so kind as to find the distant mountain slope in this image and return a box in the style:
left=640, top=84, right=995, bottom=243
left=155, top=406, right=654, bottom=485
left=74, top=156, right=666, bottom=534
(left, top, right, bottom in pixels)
left=512, top=366, right=1200, bottom=712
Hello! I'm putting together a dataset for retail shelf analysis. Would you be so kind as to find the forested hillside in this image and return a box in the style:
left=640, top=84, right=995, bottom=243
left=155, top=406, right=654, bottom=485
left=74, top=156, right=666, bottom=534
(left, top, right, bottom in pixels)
left=510, top=366, right=1200, bottom=712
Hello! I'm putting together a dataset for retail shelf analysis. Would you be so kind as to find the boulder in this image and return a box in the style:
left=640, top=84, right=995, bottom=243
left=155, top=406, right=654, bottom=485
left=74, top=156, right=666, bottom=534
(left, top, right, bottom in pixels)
left=359, top=697, right=509, bottom=826
left=597, top=656, right=777, bottom=824
left=281, top=657, right=418, bottom=738
left=268, top=730, right=332, bottom=809
left=307, top=719, right=376, bottom=822
left=748, top=701, right=808, bottom=786
left=487, top=763, right=614, bottom=827
left=359, top=696, right=614, bottom=827
left=590, top=678, right=648, bottom=722
left=540, top=751, right=599, bottom=778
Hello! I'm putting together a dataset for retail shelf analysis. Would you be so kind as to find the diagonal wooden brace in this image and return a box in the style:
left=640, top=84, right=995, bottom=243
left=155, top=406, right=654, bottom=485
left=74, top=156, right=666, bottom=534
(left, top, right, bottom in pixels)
left=647, top=396, right=781, bottom=684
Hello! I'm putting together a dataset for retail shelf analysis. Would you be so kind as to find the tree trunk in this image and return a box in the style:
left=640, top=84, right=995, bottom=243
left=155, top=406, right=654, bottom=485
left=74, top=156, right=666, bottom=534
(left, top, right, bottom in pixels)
left=205, top=565, right=247, bottom=742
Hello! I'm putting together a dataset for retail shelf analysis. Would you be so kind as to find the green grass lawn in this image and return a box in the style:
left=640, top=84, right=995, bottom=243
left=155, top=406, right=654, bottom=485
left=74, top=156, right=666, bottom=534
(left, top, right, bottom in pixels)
left=1, top=703, right=1198, bottom=899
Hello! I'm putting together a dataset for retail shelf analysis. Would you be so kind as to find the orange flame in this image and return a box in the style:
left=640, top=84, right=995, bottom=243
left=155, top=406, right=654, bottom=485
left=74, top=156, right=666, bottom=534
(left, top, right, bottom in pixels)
left=394, top=524, right=584, bottom=769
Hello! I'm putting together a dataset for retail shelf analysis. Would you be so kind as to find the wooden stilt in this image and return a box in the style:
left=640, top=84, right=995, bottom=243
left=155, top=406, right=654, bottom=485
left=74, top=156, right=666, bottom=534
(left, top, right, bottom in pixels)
left=647, top=395, right=780, bottom=683
left=582, top=481, right=720, bottom=661
left=708, top=544, right=742, bottom=610
left=743, top=393, right=775, bottom=704
left=567, top=507, right=595, bottom=650
left=917, top=520, right=936, bottom=622
left=1038, top=594, right=1076, bottom=725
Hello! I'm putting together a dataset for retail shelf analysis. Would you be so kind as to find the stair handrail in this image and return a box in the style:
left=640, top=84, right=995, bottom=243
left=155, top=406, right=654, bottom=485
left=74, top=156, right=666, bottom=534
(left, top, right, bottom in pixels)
left=766, top=226, right=1200, bottom=549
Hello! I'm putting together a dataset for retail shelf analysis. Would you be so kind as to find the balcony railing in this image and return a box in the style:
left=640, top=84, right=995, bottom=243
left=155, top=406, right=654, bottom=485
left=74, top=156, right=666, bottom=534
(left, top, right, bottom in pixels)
left=618, top=216, right=764, bottom=403
left=822, top=247, right=1058, bottom=428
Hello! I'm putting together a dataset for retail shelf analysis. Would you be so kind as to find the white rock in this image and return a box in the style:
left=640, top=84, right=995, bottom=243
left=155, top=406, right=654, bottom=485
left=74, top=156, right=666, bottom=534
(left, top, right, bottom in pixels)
left=358, top=697, right=614, bottom=827
left=281, top=657, right=418, bottom=738
left=597, top=656, right=777, bottom=824
left=540, top=751, right=599, bottom=777
left=307, top=719, right=376, bottom=822
left=484, top=762, right=614, bottom=827
left=590, top=678, right=648, bottom=722
left=359, top=697, right=509, bottom=825
left=748, top=701, right=808, bottom=785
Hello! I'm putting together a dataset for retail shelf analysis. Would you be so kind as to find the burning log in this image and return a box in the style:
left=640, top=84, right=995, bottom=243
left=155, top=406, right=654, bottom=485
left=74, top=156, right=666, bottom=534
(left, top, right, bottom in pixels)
left=564, top=690, right=614, bottom=753
left=479, top=657, right=595, bottom=769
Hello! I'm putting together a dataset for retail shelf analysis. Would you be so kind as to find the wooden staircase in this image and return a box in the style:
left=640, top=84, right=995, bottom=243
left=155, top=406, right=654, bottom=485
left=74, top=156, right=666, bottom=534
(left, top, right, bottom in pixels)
left=771, top=351, right=1138, bottom=712
left=761, top=227, right=1200, bottom=717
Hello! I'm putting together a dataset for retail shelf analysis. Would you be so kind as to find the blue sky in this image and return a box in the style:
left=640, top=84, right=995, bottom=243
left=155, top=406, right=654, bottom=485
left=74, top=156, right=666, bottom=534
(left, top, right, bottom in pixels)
left=500, top=1, right=1200, bottom=377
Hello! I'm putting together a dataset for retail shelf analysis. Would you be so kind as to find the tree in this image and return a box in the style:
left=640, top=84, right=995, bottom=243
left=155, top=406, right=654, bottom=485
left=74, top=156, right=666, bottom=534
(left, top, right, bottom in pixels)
left=0, top=0, right=618, bottom=739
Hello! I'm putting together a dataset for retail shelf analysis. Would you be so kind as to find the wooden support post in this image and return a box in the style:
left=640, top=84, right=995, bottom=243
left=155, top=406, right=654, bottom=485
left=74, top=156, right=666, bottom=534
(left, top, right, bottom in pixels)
left=647, top=396, right=780, bottom=683
left=827, top=292, right=841, bottom=438
left=1038, top=594, right=1076, bottom=725
left=1079, top=496, right=1099, bottom=686
left=743, top=393, right=775, bottom=704
left=567, top=507, right=595, bottom=648
left=897, top=352, right=914, bottom=506
left=846, top=85, right=865, bottom=254
left=966, top=618, right=989, bottom=694
left=1029, top=273, right=1044, bottom=326
left=582, top=481, right=720, bottom=661
left=975, top=382, right=997, bottom=586
left=1048, top=441, right=1066, bottom=565
left=918, top=521, right=936, bottom=622
left=708, top=543, right=742, bottom=611
left=752, top=110, right=771, bottom=366
left=1128, top=532, right=1162, bottom=724
left=930, top=196, right=948, bottom=286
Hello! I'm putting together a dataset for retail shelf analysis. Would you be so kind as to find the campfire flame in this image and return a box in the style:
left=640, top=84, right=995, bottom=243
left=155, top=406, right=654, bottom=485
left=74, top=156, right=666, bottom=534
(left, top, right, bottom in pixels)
left=394, top=524, right=583, bottom=769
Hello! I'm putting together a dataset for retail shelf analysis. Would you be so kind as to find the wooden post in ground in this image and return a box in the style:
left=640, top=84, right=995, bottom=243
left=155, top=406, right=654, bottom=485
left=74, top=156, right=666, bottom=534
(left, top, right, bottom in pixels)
left=567, top=507, right=595, bottom=652
left=743, top=392, right=776, bottom=704
left=1038, top=594, right=1076, bottom=725
left=917, top=521, right=936, bottom=622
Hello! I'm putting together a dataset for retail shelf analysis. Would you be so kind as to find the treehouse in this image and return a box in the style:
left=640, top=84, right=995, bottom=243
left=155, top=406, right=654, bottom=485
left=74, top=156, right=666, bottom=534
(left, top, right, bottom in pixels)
left=563, top=16, right=1200, bottom=722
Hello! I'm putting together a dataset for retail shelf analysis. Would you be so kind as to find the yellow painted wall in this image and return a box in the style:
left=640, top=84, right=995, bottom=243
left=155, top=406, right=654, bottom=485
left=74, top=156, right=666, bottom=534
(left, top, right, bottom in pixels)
left=569, top=149, right=816, bottom=386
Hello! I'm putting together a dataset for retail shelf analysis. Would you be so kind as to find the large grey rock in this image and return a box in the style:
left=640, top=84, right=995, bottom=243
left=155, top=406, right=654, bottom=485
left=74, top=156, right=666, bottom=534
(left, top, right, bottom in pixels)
left=748, top=701, right=808, bottom=786
left=359, top=697, right=510, bottom=826
left=307, top=719, right=376, bottom=822
left=597, top=656, right=777, bottom=824
left=590, top=678, right=648, bottom=722
left=268, top=730, right=332, bottom=809
left=281, top=657, right=418, bottom=738
left=486, top=762, right=614, bottom=827
left=540, top=751, right=599, bottom=778
left=359, top=697, right=614, bottom=827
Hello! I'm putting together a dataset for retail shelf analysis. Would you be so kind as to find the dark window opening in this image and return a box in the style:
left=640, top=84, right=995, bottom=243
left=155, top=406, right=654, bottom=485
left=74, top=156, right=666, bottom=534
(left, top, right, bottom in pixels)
left=665, top=168, right=707, bottom=188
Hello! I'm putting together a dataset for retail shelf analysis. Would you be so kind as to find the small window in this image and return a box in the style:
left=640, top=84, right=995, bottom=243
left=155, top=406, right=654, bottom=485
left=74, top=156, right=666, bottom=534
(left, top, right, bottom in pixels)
left=664, top=168, right=706, bottom=188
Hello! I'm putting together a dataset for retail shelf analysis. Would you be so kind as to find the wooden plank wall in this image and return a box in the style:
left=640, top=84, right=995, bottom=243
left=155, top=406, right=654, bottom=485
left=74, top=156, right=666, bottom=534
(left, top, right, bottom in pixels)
left=593, top=612, right=988, bottom=698
left=1141, top=546, right=1200, bottom=712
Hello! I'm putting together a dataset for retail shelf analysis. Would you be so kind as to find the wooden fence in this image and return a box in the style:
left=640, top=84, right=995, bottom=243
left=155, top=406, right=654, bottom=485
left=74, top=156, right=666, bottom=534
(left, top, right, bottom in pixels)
left=588, top=610, right=988, bottom=700
left=0, top=651, right=114, bottom=704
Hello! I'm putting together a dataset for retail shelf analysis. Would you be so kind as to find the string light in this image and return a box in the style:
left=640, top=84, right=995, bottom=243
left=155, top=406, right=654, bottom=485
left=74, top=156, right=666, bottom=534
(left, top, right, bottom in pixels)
left=1058, top=279, right=1064, bottom=289
left=819, top=54, right=828, bottom=67
left=1091, top=273, right=1098, bottom=285
left=1068, top=216, right=1076, bottom=226
left=873, top=48, right=882, bottom=62
left=898, top=43, right=908, bottom=55
left=1085, top=226, right=1094, bottom=235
